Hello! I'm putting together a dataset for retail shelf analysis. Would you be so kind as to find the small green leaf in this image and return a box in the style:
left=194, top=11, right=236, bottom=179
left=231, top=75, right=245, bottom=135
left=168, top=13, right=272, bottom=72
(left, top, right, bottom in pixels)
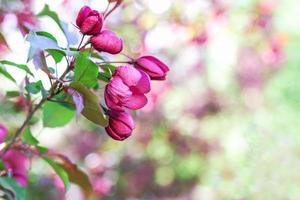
left=23, top=128, right=39, bottom=145
left=74, top=53, right=98, bottom=88
left=43, top=157, right=70, bottom=191
left=69, top=82, right=108, bottom=127
left=98, top=64, right=116, bottom=82
left=100, top=63, right=116, bottom=73
left=0, top=160, right=5, bottom=170
left=0, top=60, right=34, bottom=76
left=0, top=177, right=27, bottom=200
left=47, top=49, right=65, bottom=63
left=0, top=66, right=16, bottom=83
left=42, top=101, right=75, bottom=128
left=98, top=72, right=110, bottom=82
left=25, top=80, right=44, bottom=94
left=36, top=31, right=58, bottom=43
left=6, top=91, right=20, bottom=98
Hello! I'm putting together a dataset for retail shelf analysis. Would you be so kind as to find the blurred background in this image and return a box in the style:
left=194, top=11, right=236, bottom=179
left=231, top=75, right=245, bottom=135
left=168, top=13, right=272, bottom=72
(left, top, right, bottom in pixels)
left=1, top=0, right=300, bottom=199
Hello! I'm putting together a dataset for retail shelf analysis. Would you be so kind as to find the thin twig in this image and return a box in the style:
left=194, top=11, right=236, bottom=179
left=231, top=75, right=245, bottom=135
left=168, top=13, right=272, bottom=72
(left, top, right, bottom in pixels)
left=0, top=98, right=46, bottom=157
left=96, top=61, right=134, bottom=65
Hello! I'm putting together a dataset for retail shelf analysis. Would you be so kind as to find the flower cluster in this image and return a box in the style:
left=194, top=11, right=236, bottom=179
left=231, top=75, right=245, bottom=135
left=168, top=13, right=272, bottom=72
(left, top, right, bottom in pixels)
left=76, top=6, right=123, bottom=54
left=76, top=6, right=169, bottom=141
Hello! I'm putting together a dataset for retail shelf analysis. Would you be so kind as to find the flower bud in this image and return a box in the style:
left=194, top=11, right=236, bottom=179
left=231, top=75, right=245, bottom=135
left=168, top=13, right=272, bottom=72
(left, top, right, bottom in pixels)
left=105, top=110, right=135, bottom=141
left=90, top=30, right=123, bottom=54
left=135, top=56, right=170, bottom=80
left=76, top=6, right=103, bottom=35
left=3, top=149, right=30, bottom=187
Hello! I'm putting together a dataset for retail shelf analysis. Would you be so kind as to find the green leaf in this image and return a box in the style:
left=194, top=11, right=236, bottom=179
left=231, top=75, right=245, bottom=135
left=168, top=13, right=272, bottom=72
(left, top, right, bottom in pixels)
left=42, top=101, right=75, bottom=127
left=0, top=66, right=16, bottom=83
left=74, top=53, right=98, bottom=88
left=25, top=80, right=44, bottom=95
left=35, top=31, right=58, bottom=43
left=47, top=49, right=65, bottom=63
left=23, top=128, right=39, bottom=145
left=69, top=82, right=108, bottom=127
left=0, top=60, right=34, bottom=76
left=43, top=157, right=70, bottom=191
left=0, top=177, right=27, bottom=200
left=58, top=159, right=93, bottom=197
left=100, top=63, right=117, bottom=72
left=98, top=64, right=116, bottom=82
left=0, top=160, right=5, bottom=170
left=6, top=91, right=20, bottom=98
left=98, top=72, right=110, bottom=82
left=36, top=146, right=48, bottom=154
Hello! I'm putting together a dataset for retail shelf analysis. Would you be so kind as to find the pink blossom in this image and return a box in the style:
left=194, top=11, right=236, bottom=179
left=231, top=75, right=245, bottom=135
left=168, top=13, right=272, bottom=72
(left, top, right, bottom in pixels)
left=3, top=149, right=30, bottom=187
left=135, top=56, right=169, bottom=80
left=105, top=66, right=150, bottom=111
left=76, top=6, right=103, bottom=35
left=105, top=110, right=135, bottom=141
left=90, top=30, right=123, bottom=54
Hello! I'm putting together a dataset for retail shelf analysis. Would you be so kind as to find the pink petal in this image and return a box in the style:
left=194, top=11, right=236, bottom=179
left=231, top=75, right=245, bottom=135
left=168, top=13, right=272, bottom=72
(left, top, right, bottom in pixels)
left=80, top=16, right=99, bottom=34
left=3, top=149, right=29, bottom=187
left=105, top=126, right=130, bottom=141
left=136, top=56, right=170, bottom=80
left=108, top=111, right=135, bottom=131
left=108, top=77, right=132, bottom=97
left=115, top=66, right=141, bottom=86
left=13, top=173, right=28, bottom=187
left=116, top=66, right=151, bottom=93
left=123, top=94, right=148, bottom=110
left=136, top=57, right=164, bottom=76
left=135, top=69, right=151, bottom=93
left=76, top=6, right=91, bottom=27
left=142, top=56, right=169, bottom=73
left=90, top=30, right=123, bottom=54
left=105, top=88, right=123, bottom=111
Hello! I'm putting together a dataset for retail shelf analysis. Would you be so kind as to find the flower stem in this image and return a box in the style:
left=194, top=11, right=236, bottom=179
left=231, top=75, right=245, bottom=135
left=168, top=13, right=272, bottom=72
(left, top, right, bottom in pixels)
left=97, top=61, right=134, bottom=65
